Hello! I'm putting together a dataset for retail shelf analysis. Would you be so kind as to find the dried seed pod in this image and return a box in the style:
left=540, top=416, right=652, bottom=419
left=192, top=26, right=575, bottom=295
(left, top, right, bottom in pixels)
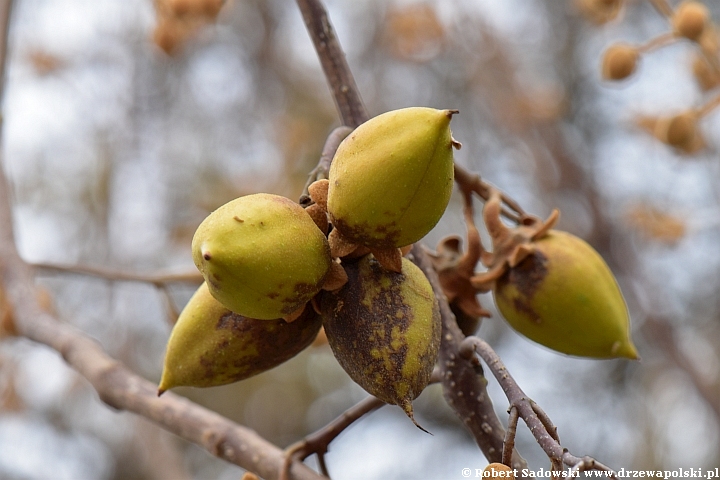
left=158, top=283, right=322, bottom=393
left=482, top=463, right=516, bottom=479
left=660, top=112, right=697, bottom=147
left=601, top=43, right=639, bottom=81
left=672, top=1, right=709, bottom=42
left=192, top=193, right=332, bottom=320
left=321, top=255, right=440, bottom=427
left=493, top=231, right=638, bottom=359
left=327, top=107, right=458, bottom=249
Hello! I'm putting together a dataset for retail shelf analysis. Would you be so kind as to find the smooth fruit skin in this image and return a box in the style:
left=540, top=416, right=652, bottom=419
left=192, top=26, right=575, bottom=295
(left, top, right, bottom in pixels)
left=158, top=283, right=322, bottom=392
left=327, top=107, right=456, bottom=248
left=321, top=256, right=441, bottom=416
left=192, top=193, right=331, bottom=319
left=493, top=231, right=638, bottom=359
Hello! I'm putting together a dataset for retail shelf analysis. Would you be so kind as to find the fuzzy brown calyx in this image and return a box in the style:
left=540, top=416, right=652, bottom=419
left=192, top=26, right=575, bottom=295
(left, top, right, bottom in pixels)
left=471, top=189, right=559, bottom=292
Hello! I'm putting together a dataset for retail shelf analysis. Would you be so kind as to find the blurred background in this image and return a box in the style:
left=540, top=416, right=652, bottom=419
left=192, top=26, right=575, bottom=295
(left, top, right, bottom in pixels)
left=0, top=0, right=719, bottom=478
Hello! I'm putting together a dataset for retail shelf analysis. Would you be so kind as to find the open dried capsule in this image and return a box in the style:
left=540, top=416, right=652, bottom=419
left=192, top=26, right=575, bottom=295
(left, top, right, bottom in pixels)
left=158, top=283, right=322, bottom=393
left=192, top=193, right=332, bottom=320
left=493, top=230, right=638, bottom=359
left=321, top=255, right=441, bottom=428
left=327, top=107, right=458, bottom=249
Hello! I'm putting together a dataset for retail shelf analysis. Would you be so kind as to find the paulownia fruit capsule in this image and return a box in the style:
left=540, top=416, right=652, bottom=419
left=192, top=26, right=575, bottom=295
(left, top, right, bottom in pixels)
left=158, top=283, right=322, bottom=393
left=493, top=231, right=638, bottom=359
left=192, top=193, right=332, bottom=320
left=321, top=255, right=441, bottom=427
left=327, top=107, right=457, bottom=249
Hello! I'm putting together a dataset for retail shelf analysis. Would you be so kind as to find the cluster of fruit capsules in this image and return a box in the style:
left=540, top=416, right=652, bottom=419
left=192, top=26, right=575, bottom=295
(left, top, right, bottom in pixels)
left=159, top=107, right=461, bottom=428
left=592, top=0, right=720, bottom=154
left=159, top=104, right=639, bottom=430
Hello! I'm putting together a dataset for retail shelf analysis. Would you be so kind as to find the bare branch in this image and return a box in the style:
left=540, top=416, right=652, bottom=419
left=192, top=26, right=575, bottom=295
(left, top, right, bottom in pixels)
left=643, top=317, right=720, bottom=422
left=410, top=244, right=527, bottom=469
left=453, top=165, right=525, bottom=224
left=0, top=186, right=325, bottom=480
left=282, top=395, right=386, bottom=480
left=295, top=0, right=368, bottom=128
left=32, top=262, right=202, bottom=285
left=299, top=125, right=353, bottom=205
left=460, top=336, right=617, bottom=476
left=502, top=406, right=519, bottom=467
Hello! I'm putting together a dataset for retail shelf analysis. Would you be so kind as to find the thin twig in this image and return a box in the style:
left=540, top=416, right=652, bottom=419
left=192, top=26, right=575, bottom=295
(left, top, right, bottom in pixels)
left=502, top=406, right=518, bottom=467
left=281, top=368, right=443, bottom=480
left=636, top=31, right=677, bottom=54
left=459, top=336, right=618, bottom=477
left=697, top=92, right=720, bottom=118
left=281, top=395, right=386, bottom=480
left=295, top=0, right=368, bottom=128
left=33, top=262, right=202, bottom=285
left=647, top=0, right=673, bottom=18
left=410, top=245, right=527, bottom=469
left=299, top=125, right=353, bottom=205
left=156, top=284, right=181, bottom=326
left=453, top=165, right=525, bottom=224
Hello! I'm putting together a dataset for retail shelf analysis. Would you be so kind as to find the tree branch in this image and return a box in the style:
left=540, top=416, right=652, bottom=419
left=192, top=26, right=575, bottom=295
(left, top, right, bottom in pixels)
left=460, top=336, right=618, bottom=476
left=32, top=262, right=202, bottom=285
left=295, top=0, right=368, bottom=128
left=410, top=244, right=526, bottom=469
left=0, top=1, right=323, bottom=478
left=0, top=175, right=326, bottom=480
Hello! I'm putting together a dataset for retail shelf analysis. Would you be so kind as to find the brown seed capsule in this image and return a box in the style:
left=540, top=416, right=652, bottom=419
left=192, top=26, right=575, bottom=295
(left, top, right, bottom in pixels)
left=672, top=1, right=709, bottom=42
left=601, top=43, right=639, bottom=81
left=321, top=256, right=440, bottom=428
left=662, top=112, right=698, bottom=147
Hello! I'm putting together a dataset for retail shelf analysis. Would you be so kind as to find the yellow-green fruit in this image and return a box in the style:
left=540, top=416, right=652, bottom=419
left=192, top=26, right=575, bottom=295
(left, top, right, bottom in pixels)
left=493, top=231, right=638, bottom=359
left=321, top=256, right=441, bottom=419
left=192, top=193, right=332, bottom=319
left=327, top=107, right=456, bottom=248
left=159, top=283, right=322, bottom=392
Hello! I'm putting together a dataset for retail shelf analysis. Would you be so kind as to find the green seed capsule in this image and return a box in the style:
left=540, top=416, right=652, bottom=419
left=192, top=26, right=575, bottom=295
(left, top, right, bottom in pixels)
left=493, top=231, right=638, bottom=359
left=192, top=193, right=332, bottom=319
left=158, top=283, right=322, bottom=393
left=327, top=107, right=457, bottom=249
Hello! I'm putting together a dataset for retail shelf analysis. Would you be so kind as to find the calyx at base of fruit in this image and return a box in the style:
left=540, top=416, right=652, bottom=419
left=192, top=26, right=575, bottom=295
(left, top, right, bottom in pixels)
left=429, top=190, right=493, bottom=329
